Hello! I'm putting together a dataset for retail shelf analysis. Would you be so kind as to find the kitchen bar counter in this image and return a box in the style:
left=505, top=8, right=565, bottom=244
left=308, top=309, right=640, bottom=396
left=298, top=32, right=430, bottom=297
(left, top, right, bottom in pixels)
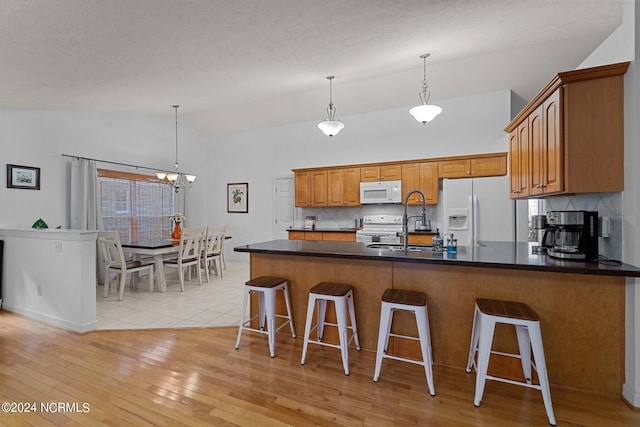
left=235, top=239, right=640, bottom=277
left=235, top=239, right=640, bottom=398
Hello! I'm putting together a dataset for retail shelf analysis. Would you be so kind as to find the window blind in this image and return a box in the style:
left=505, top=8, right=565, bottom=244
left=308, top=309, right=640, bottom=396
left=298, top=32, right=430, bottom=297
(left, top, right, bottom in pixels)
left=98, top=169, right=174, bottom=241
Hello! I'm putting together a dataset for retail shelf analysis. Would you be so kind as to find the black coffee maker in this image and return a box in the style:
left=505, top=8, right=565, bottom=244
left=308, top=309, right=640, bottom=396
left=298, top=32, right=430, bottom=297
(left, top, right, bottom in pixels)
left=543, top=211, right=599, bottom=261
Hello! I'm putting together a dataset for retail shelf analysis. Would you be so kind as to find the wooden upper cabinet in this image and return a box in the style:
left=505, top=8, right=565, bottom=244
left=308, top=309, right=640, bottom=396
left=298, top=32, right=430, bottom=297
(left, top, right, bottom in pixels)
left=294, top=152, right=506, bottom=207
left=509, top=121, right=530, bottom=198
left=403, top=162, right=438, bottom=205
left=360, top=164, right=402, bottom=181
left=294, top=171, right=311, bottom=207
left=505, top=61, right=629, bottom=199
left=470, top=156, right=507, bottom=177
left=295, top=170, right=327, bottom=207
left=327, top=167, right=361, bottom=206
left=439, top=156, right=506, bottom=178
left=529, top=92, right=563, bottom=197
left=438, top=159, right=469, bottom=178
left=419, top=162, right=439, bottom=204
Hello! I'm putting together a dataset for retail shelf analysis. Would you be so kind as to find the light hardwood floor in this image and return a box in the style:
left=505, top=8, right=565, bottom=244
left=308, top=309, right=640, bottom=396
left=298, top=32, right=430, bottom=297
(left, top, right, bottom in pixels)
left=0, top=311, right=638, bottom=426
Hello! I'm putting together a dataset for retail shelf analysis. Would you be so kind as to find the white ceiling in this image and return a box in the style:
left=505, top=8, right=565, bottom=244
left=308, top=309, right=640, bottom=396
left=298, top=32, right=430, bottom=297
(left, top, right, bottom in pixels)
left=0, top=0, right=623, bottom=136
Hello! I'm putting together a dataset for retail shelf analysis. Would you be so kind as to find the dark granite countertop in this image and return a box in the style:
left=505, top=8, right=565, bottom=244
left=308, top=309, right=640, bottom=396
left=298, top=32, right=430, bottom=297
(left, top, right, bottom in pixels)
left=234, top=239, right=640, bottom=277
left=286, top=227, right=435, bottom=234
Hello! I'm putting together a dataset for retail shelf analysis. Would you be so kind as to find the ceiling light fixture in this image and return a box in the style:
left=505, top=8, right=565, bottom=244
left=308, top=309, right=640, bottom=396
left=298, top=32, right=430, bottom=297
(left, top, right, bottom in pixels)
left=409, top=53, right=442, bottom=124
left=317, top=75, right=344, bottom=137
left=156, top=105, right=196, bottom=192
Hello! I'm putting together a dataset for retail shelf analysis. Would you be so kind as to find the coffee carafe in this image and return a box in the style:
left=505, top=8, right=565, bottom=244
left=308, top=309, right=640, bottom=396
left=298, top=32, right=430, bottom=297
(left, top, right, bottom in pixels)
left=544, top=211, right=599, bottom=261
left=531, top=215, right=548, bottom=254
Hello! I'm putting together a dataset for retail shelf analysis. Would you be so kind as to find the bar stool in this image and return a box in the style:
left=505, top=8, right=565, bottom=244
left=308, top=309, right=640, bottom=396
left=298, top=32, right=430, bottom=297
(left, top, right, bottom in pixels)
left=300, top=282, right=360, bottom=375
left=235, top=276, right=295, bottom=358
left=373, top=288, right=435, bottom=396
left=466, top=298, right=556, bottom=426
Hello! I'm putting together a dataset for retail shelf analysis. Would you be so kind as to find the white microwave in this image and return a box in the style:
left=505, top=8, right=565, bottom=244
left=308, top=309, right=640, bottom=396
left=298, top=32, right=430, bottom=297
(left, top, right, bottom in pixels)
left=359, top=180, right=402, bottom=204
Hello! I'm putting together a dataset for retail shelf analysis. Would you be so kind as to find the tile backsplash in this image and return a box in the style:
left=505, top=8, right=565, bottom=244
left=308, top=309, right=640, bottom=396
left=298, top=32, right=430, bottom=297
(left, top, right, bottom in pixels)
left=297, top=191, right=623, bottom=262
left=296, top=204, right=439, bottom=231
left=544, top=192, right=622, bottom=261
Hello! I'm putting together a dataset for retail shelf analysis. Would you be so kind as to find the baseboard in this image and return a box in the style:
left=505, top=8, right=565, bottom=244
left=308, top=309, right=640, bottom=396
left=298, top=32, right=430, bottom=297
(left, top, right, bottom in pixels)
left=2, top=305, right=97, bottom=333
left=622, top=383, right=640, bottom=408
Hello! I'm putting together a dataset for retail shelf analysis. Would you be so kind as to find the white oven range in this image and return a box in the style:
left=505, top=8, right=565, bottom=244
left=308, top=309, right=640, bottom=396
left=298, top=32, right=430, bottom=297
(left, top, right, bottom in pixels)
left=355, top=215, right=403, bottom=244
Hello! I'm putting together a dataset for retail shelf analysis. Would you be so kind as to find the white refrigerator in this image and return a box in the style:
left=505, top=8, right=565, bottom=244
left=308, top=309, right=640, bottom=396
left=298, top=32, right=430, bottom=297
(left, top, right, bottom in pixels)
left=439, top=176, right=515, bottom=246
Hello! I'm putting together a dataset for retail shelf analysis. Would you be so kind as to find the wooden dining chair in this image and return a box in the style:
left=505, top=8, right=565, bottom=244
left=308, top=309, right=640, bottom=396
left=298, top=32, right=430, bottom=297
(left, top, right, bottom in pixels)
left=202, top=227, right=225, bottom=282
left=209, top=225, right=229, bottom=268
left=98, top=231, right=155, bottom=301
left=164, top=227, right=205, bottom=291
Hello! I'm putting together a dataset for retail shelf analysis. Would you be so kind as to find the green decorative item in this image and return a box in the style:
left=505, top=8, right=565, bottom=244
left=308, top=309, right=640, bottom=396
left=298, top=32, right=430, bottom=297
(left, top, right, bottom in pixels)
left=32, top=218, right=48, bottom=229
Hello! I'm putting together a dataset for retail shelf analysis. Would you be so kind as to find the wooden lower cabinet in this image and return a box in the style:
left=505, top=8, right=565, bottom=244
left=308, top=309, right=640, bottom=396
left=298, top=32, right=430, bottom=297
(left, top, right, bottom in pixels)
left=288, top=231, right=356, bottom=242
left=322, top=232, right=356, bottom=242
left=288, top=231, right=305, bottom=240
left=407, top=234, right=434, bottom=245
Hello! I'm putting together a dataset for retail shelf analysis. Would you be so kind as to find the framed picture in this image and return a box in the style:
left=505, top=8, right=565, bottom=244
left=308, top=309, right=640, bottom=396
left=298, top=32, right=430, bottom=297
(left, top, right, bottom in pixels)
left=227, top=182, right=248, bottom=213
left=7, top=164, right=40, bottom=190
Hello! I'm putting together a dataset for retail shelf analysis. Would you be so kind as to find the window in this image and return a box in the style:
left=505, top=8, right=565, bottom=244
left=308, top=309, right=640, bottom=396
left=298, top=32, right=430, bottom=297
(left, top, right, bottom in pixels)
left=98, top=169, right=174, bottom=241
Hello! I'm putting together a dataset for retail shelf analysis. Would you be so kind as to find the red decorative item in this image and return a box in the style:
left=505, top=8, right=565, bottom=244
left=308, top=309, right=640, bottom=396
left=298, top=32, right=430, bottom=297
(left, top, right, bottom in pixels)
left=171, top=222, right=182, bottom=240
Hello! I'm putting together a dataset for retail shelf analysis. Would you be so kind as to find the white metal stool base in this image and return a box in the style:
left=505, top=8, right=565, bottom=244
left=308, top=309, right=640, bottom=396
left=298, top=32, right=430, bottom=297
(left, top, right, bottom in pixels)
left=372, top=292, right=435, bottom=397
left=235, top=277, right=295, bottom=358
left=300, top=283, right=360, bottom=376
left=466, top=299, right=556, bottom=426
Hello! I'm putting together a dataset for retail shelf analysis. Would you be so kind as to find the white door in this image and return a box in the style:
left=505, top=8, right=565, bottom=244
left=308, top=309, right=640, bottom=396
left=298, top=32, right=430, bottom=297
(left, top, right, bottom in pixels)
left=273, top=176, right=294, bottom=239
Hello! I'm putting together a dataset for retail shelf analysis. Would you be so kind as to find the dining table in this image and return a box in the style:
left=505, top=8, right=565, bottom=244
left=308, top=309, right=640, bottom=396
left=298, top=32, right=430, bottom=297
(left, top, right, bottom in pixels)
left=121, top=239, right=179, bottom=292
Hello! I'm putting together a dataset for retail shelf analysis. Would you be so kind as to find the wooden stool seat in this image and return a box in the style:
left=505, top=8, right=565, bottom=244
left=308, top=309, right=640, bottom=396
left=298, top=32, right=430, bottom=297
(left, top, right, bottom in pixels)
left=301, top=282, right=360, bottom=375
left=235, top=276, right=295, bottom=358
left=476, top=298, right=539, bottom=321
left=246, top=276, right=287, bottom=288
left=382, top=288, right=426, bottom=306
left=309, top=281, right=352, bottom=296
left=374, top=288, right=435, bottom=396
left=466, top=298, right=555, bottom=426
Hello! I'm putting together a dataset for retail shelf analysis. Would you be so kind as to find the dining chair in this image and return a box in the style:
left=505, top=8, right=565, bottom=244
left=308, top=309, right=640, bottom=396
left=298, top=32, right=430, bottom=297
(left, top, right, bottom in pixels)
left=209, top=225, right=229, bottom=268
left=164, top=227, right=206, bottom=291
left=98, top=231, right=155, bottom=301
left=202, top=227, right=225, bottom=282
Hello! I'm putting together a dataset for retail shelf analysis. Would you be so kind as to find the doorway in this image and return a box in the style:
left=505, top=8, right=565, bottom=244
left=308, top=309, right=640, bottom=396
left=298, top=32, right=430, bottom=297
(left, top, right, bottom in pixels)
left=272, top=175, right=294, bottom=239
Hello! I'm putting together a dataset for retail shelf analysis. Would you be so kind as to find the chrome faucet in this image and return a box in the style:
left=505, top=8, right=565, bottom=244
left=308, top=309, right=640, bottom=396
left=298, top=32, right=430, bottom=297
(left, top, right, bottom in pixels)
left=402, top=189, right=427, bottom=252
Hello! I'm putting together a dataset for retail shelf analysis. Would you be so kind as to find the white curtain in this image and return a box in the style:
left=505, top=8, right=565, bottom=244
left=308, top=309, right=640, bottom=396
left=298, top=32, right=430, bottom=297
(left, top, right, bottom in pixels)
left=70, top=158, right=102, bottom=230
left=70, top=158, right=105, bottom=282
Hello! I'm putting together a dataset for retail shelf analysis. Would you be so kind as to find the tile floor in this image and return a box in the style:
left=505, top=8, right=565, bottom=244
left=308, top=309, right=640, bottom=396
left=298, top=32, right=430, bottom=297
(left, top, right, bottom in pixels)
left=96, top=261, right=249, bottom=330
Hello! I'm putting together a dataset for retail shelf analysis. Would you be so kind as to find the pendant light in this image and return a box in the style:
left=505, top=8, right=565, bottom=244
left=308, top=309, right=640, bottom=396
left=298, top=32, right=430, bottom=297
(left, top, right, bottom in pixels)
left=317, top=75, right=344, bottom=137
left=156, top=105, right=196, bottom=192
left=409, top=53, right=442, bottom=124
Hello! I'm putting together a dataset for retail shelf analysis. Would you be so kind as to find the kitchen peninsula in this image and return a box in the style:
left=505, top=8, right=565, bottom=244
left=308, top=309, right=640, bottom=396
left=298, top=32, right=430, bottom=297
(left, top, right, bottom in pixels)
left=235, top=239, right=640, bottom=397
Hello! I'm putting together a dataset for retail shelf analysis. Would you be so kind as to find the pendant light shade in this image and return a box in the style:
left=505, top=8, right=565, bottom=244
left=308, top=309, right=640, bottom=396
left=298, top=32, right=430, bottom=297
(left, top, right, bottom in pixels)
left=155, top=105, right=197, bottom=192
left=409, top=53, right=442, bottom=124
left=318, top=76, right=344, bottom=137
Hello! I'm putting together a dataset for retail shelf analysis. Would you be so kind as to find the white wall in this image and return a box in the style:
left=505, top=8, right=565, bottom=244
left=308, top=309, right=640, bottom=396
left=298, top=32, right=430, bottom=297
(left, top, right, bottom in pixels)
left=574, top=0, right=639, bottom=406
left=208, top=90, right=512, bottom=260
left=0, top=109, right=209, bottom=229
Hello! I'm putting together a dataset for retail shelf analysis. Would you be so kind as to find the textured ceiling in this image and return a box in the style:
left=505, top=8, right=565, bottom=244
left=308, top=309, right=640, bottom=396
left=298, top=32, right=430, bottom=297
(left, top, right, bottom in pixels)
left=0, top=0, right=623, bottom=136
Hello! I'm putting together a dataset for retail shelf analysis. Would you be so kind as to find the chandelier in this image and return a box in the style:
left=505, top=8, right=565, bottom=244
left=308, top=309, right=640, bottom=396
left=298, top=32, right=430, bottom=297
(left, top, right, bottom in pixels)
left=409, top=53, right=442, bottom=124
left=156, top=105, right=196, bottom=192
left=317, top=75, right=344, bottom=137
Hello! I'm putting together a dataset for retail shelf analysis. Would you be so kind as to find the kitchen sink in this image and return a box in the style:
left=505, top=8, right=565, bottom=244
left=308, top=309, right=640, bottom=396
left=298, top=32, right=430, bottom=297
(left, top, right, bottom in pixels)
left=366, top=243, right=432, bottom=252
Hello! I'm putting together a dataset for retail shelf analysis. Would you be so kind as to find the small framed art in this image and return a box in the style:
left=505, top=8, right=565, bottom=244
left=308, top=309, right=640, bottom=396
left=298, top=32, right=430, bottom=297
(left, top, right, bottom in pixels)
left=227, top=182, right=248, bottom=213
left=7, top=164, right=40, bottom=190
